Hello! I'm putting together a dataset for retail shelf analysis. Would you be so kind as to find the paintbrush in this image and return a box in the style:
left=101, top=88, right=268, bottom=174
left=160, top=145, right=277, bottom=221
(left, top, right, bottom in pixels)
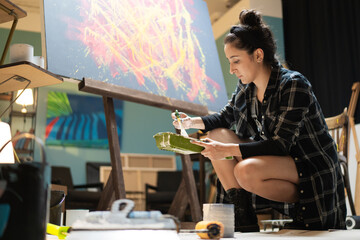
left=175, top=110, right=189, bottom=137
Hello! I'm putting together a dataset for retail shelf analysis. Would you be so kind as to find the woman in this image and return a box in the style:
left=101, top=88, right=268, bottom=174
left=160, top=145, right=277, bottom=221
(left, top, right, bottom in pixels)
left=172, top=9, right=346, bottom=231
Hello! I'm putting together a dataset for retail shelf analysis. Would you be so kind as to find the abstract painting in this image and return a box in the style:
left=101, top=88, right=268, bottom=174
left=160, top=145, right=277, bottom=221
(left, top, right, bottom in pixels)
left=43, top=0, right=228, bottom=112
left=45, top=91, right=123, bottom=148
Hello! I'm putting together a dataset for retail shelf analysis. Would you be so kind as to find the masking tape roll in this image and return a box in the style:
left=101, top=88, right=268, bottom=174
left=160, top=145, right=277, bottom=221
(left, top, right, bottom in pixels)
left=195, top=221, right=224, bottom=239
left=346, top=216, right=360, bottom=229
left=9, top=44, right=34, bottom=63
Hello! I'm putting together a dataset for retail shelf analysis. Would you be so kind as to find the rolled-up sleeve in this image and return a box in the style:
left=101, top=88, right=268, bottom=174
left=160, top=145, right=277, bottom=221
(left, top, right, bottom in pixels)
left=272, top=74, right=314, bottom=152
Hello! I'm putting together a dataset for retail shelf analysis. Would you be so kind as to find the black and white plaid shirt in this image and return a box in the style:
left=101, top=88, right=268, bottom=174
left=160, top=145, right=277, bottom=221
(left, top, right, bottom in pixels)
left=202, top=63, right=346, bottom=230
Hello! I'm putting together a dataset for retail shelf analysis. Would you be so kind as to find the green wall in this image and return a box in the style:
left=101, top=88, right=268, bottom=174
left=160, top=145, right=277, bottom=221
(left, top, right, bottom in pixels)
left=0, top=28, right=42, bottom=63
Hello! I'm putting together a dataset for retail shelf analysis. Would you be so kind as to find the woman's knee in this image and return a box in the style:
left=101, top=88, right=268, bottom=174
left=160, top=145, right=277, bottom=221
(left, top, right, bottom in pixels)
left=234, top=160, right=259, bottom=191
left=207, top=128, right=239, bottom=143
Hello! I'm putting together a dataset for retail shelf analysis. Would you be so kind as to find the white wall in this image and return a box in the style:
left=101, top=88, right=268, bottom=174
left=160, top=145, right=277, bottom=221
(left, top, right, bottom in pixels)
left=348, top=124, right=360, bottom=213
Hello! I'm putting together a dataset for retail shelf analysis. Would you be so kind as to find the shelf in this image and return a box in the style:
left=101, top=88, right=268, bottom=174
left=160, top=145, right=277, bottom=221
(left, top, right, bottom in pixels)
left=10, top=111, right=35, bottom=117
left=0, top=61, right=63, bottom=93
left=0, top=0, right=27, bottom=24
left=0, top=92, right=11, bottom=100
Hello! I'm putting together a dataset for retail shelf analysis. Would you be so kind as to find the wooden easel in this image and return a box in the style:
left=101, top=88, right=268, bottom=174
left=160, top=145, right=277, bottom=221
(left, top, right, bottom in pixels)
left=79, top=77, right=207, bottom=221
left=348, top=82, right=360, bottom=215
left=168, top=154, right=202, bottom=221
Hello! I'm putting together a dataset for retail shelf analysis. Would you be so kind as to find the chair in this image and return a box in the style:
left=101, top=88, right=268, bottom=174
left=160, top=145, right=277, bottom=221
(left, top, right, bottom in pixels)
left=85, top=162, right=111, bottom=186
left=325, top=108, right=356, bottom=215
left=145, top=170, right=199, bottom=214
left=145, top=171, right=182, bottom=213
left=51, top=166, right=103, bottom=211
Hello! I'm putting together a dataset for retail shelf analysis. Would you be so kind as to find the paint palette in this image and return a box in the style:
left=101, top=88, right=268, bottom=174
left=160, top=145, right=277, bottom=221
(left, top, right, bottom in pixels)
left=153, top=132, right=204, bottom=155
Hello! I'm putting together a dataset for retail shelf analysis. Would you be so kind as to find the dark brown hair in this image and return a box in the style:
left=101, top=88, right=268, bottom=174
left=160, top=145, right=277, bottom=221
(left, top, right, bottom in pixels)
left=224, top=9, right=277, bottom=66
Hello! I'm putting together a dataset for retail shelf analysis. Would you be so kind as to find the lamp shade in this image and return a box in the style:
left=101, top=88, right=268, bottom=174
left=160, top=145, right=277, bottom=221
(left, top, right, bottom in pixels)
left=0, top=122, right=15, bottom=164
left=15, top=89, right=34, bottom=106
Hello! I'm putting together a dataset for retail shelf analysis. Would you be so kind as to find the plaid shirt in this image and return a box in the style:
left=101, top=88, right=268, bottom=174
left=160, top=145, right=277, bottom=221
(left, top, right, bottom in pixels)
left=202, top=63, right=346, bottom=230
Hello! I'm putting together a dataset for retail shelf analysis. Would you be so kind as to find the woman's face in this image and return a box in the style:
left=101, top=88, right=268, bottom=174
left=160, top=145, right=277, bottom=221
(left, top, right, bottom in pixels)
left=224, top=43, right=260, bottom=84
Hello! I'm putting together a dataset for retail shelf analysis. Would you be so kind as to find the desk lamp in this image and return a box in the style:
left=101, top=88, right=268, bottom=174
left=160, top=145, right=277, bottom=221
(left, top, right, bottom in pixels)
left=15, top=88, right=33, bottom=113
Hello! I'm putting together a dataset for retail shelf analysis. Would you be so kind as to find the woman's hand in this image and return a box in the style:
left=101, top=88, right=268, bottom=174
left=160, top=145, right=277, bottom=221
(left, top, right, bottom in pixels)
left=171, top=112, right=205, bottom=130
left=191, top=138, right=240, bottom=160
left=171, top=112, right=192, bottom=129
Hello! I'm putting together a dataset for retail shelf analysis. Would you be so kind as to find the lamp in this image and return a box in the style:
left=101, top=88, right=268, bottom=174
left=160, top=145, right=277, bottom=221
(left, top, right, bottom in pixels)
left=0, top=121, right=15, bottom=163
left=15, top=88, right=33, bottom=113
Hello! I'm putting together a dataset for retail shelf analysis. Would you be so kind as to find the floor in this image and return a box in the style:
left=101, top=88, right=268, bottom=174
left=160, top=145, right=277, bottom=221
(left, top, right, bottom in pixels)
left=46, top=229, right=360, bottom=240
left=178, top=229, right=360, bottom=239
left=45, top=213, right=360, bottom=239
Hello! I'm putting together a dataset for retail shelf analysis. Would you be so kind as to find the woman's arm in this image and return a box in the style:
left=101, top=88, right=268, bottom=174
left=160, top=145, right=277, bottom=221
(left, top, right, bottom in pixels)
left=187, top=117, right=205, bottom=130
left=192, top=138, right=242, bottom=160
left=172, top=113, right=205, bottom=130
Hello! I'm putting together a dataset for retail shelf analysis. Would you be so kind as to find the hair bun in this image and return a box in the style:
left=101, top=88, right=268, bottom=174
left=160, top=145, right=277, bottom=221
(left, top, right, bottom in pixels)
left=239, top=9, right=262, bottom=28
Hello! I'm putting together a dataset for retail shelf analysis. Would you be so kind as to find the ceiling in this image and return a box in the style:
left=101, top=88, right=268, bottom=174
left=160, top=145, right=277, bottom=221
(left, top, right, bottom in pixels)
left=9, top=0, right=239, bottom=24
left=204, top=0, right=241, bottom=23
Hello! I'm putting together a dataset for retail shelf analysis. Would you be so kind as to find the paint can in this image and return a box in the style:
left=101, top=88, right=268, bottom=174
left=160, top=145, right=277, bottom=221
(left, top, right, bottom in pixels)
left=203, top=203, right=234, bottom=238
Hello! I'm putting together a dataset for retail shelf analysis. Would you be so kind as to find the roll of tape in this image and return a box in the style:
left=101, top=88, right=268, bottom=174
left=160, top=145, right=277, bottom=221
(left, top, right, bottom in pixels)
left=346, top=216, right=360, bottom=229
left=9, top=44, right=34, bottom=63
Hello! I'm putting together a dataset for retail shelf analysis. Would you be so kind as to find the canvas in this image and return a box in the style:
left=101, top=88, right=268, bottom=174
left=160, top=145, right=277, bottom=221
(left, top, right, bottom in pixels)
left=42, top=0, right=228, bottom=112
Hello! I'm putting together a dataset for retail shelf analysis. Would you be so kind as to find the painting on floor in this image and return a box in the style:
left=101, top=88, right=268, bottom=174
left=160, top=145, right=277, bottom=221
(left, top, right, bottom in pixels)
left=45, top=91, right=123, bottom=148
left=43, top=0, right=228, bottom=112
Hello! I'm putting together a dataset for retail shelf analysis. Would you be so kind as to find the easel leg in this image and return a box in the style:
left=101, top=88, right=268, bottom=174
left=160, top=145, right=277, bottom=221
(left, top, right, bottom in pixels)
left=169, top=154, right=202, bottom=222
left=97, top=171, right=116, bottom=210
left=168, top=179, right=188, bottom=218
left=182, top=154, right=202, bottom=221
left=199, top=155, right=205, bottom=205
left=97, top=97, right=126, bottom=210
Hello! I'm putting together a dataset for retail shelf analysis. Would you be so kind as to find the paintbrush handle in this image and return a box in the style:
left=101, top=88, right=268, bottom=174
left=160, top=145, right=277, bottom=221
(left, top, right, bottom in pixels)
left=175, top=110, right=189, bottom=137
left=180, top=125, right=189, bottom=137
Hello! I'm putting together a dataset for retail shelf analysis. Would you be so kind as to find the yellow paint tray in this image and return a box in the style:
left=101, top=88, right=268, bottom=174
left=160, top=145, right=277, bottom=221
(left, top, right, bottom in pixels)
left=153, top=132, right=204, bottom=155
